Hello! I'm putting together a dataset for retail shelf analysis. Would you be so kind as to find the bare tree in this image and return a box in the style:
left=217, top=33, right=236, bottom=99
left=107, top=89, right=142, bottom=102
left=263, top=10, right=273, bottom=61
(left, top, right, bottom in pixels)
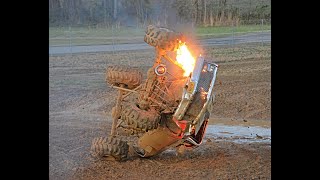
left=49, top=0, right=271, bottom=27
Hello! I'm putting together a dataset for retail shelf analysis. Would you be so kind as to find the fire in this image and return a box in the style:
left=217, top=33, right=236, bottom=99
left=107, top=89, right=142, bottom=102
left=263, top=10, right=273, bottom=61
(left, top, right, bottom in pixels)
left=176, top=42, right=196, bottom=77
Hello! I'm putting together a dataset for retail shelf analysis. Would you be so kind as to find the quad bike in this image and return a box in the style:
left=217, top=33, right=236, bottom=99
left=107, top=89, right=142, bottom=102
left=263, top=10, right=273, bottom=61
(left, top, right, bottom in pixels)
left=91, top=25, right=218, bottom=160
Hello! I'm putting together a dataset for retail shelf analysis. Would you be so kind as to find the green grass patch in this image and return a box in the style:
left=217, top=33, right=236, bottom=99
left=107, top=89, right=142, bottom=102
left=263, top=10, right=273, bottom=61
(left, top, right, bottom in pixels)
left=49, top=27, right=145, bottom=38
left=49, top=24, right=271, bottom=46
left=49, top=37, right=144, bottom=46
left=194, top=24, right=271, bottom=39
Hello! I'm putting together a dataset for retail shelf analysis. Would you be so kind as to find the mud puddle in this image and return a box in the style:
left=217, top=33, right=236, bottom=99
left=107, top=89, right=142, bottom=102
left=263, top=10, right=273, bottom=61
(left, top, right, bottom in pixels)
left=204, top=124, right=271, bottom=143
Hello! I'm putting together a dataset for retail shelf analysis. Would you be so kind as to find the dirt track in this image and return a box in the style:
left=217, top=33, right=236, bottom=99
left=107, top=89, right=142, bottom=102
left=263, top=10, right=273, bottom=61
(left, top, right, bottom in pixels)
left=49, top=43, right=271, bottom=179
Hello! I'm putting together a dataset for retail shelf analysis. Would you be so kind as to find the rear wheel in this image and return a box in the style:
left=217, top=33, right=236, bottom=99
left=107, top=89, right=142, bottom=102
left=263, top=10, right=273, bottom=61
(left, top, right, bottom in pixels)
left=144, top=25, right=185, bottom=51
left=106, top=65, right=142, bottom=89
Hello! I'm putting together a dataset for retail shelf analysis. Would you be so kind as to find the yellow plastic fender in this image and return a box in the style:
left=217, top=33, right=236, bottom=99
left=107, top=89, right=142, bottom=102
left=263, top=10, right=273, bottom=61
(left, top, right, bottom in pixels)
left=136, top=125, right=183, bottom=157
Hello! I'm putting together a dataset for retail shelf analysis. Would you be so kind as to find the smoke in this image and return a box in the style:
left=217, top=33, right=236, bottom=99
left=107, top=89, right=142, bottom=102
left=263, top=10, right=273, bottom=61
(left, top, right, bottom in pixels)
left=114, top=0, right=203, bottom=56
left=147, top=0, right=202, bottom=57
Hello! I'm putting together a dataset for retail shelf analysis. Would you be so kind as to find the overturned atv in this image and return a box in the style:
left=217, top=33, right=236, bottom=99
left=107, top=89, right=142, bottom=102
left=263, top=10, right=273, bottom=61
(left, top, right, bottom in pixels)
left=91, top=25, right=218, bottom=160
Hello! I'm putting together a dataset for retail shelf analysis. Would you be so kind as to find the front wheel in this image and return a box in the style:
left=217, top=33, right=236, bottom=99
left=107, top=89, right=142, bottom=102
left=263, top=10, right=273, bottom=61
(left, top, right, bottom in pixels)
left=90, top=136, right=129, bottom=161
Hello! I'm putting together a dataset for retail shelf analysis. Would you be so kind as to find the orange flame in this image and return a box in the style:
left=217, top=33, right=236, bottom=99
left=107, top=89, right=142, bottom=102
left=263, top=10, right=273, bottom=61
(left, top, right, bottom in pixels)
left=176, top=42, right=196, bottom=77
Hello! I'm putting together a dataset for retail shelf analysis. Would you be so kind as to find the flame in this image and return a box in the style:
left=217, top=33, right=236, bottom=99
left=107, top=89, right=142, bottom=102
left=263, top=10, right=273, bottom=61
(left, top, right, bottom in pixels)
left=176, top=42, right=196, bottom=77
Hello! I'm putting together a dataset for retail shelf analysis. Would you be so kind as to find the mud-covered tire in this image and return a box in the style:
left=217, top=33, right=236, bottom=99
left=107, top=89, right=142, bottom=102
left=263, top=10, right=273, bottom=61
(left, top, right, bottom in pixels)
left=120, top=103, right=160, bottom=132
left=144, top=25, right=185, bottom=51
left=106, top=65, right=142, bottom=89
left=90, top=136, right=129, bottom=161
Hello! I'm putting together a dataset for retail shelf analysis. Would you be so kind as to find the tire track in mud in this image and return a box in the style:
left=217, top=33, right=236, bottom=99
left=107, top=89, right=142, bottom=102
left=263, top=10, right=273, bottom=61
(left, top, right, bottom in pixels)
left=71, top=140, right=270, bottom=180
left=211, top=56, right=271, bottom=120
left=50, top=44, right=271, bottom=179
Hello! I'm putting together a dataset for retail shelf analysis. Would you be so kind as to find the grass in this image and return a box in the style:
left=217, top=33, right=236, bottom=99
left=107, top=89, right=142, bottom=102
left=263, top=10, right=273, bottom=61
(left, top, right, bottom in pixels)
left=49, top=27, right=145, bottom=38
left=49, top=24, right=271, bottom=46
left=195, top=24, right=270, bottom=38
left=49, top=27, right=146, bottom=46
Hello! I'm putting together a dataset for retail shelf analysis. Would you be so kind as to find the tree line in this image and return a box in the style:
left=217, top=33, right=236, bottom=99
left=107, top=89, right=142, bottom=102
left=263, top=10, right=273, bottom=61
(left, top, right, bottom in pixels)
left=49, top=0, right=271, bottom=27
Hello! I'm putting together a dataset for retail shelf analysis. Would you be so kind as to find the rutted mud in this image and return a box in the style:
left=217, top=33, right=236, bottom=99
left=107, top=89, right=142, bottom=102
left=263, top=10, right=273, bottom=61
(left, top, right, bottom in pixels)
left=49, top=44, right=271, bottom=179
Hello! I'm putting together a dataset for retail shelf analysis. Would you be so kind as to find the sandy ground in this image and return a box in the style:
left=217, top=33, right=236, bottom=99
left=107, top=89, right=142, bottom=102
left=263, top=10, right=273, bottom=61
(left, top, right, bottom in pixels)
left=49, top=43, right=271, bottom=179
